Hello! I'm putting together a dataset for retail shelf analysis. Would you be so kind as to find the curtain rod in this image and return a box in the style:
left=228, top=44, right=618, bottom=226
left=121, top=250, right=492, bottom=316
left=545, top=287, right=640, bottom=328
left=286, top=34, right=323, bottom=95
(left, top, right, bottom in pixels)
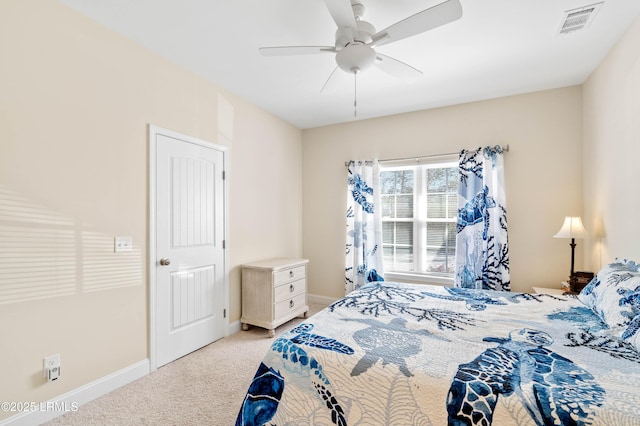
left=344, top=144, right=509, bottom=166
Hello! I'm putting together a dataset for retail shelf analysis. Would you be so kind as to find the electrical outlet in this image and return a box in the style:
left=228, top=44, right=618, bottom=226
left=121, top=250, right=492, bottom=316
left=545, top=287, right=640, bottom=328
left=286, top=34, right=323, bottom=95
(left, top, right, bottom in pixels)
left=114, top=236, right=133, bottom=253
left=43, top=354, right=61, bottom=381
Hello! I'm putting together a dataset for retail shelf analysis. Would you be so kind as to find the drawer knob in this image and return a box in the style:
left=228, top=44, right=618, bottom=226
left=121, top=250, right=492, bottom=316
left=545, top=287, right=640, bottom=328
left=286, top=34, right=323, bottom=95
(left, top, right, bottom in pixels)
left=289, top=284, right=295, bottom=293
left=289, top=299, right=295, bottom=309
left=289, top=270, right=294, bottom=278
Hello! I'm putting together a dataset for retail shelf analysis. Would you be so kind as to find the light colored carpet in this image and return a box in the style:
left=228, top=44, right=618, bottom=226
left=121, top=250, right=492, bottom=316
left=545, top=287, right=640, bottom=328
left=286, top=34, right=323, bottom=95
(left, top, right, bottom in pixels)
left=45, top=303, right=327, bottom=425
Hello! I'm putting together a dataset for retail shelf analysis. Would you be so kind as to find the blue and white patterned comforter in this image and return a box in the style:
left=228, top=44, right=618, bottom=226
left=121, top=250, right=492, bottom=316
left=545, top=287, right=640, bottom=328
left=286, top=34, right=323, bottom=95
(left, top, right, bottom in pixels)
left=236, top=282, right=640, bottom=425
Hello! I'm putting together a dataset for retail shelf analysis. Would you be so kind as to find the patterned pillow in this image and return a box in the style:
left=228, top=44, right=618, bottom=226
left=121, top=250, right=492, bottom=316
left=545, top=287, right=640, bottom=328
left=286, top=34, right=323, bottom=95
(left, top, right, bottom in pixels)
left=578, top=258, right=640, bottom=337
left=621, top=315, right=640, bottom=353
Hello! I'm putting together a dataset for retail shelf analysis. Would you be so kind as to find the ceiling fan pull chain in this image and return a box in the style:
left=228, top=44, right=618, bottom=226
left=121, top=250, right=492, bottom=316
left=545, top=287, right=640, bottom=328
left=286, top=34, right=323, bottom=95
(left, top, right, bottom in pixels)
left=353, top=70, right=358, bottom=118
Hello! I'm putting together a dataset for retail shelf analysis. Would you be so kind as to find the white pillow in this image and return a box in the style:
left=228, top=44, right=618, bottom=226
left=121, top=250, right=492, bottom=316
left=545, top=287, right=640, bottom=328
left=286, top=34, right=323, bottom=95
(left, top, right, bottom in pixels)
left=578, top=258, right=640, bottom=336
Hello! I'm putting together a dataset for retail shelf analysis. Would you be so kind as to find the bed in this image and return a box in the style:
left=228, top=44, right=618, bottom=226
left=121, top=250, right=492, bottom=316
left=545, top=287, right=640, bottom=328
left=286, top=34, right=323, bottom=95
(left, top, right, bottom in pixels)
left=235, top=259, right=640, bottom=425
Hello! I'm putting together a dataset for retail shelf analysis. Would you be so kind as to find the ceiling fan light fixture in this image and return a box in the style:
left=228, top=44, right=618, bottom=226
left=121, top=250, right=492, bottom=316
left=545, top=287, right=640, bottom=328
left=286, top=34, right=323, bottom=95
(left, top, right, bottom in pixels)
left=336, top=43, right=376, bottom=72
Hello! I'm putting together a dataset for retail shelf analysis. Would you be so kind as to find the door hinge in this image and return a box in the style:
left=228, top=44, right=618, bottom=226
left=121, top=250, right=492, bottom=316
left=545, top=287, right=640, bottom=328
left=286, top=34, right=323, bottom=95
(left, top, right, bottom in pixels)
left=222, top=170, right=226, bottom=180
left=223, top=308, right=226, bottom=318
left=222, top=240, right=226, bottom=249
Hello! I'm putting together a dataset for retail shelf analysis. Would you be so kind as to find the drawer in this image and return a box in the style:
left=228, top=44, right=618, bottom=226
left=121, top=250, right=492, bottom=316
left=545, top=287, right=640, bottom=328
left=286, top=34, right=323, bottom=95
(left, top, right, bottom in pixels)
left=274, top=278, right=305, bottom=303
left=274, top=292, right=306, bottom=320
left=273, top=265, right=306, bottom=286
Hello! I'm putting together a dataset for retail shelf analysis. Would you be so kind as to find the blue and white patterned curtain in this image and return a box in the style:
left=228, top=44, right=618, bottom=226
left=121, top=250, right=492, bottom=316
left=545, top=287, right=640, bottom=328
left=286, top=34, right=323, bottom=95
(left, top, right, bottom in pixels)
left=455, top=146, right=510, bottom=291
left=345, top=160, right=384, bottom=294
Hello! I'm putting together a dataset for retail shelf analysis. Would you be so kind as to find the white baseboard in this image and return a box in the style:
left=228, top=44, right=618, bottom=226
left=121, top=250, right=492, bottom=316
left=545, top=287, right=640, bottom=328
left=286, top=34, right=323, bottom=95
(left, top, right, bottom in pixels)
left=228, top=320, right=241, bottom=335
left=1, top=301, right=335, bottom=426
left=0, top=359, right=150, bottom=426
left=308, top=293, right=338, bottom=306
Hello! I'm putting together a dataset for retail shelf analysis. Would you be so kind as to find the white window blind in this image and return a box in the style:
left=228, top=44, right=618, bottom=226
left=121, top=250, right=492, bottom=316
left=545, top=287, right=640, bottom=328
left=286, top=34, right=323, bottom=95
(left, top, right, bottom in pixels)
left=380, top=156, right=457, bottom=283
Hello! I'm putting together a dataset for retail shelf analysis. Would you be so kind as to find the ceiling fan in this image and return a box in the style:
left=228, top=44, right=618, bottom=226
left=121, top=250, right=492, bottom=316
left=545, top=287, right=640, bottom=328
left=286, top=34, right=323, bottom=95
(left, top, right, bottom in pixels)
left=259, top=0, right=463, bottom=95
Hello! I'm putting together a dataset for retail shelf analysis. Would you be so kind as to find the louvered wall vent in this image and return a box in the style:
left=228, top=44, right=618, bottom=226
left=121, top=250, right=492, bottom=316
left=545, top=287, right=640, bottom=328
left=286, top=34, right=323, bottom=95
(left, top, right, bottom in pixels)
left=558, top=2, right=603, bottom=35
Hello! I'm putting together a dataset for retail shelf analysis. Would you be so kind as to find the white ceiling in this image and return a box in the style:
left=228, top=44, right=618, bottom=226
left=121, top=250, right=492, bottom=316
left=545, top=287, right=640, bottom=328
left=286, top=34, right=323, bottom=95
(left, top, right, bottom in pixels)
left=58, top=0, right=640, bottom=129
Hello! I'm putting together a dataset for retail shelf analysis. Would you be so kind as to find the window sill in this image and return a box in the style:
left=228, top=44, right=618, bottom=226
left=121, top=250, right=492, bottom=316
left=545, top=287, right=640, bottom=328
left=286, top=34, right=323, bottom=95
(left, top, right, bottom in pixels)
left=384, top=272, right=454, bottom=287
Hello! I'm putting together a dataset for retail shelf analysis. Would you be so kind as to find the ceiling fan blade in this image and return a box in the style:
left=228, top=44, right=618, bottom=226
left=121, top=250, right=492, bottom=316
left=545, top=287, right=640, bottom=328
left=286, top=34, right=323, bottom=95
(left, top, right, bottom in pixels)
left=375, top=53, right=423, bottom=81
left=324, top=0, right=357, bottom=30
left=259, top=46, right=336, bottom=56
left=371, top=0, right=463, bottom=47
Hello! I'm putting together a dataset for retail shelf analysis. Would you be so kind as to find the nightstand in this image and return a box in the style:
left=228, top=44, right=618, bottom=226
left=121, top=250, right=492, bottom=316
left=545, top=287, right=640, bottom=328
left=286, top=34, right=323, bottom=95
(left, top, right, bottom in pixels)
left=531, top=287, right=566, bottom=296
left=241, top=258, right=309, bottom=337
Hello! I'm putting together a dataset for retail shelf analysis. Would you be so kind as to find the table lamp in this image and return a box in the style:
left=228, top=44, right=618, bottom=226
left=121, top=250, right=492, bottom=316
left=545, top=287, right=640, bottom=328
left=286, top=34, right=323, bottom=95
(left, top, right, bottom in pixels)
left=554, top=216, right=589, bottom=291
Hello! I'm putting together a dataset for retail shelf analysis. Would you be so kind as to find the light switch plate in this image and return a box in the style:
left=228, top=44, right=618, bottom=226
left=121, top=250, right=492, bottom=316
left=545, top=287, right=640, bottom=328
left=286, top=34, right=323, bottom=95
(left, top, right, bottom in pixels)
left=114, top=236, right=133, bottom=253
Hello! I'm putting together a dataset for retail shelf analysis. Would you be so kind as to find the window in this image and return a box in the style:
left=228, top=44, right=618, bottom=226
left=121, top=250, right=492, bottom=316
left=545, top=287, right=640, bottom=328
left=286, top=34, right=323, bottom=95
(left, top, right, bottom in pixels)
left=380, top=159, right=458, bottom=283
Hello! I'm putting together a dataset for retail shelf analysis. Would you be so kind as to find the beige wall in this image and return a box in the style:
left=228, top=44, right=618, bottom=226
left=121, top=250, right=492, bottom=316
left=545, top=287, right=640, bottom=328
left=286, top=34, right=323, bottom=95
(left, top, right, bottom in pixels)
left=582, top=16, right=640, bottom=270
left=302, top=87, right=584, bottom=298
left=0, top=0, right=302, bottom=418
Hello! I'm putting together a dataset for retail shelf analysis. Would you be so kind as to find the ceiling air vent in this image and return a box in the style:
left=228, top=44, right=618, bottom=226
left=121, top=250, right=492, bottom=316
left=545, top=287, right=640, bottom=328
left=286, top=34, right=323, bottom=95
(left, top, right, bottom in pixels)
left=558, top=2, right=603, bottom=35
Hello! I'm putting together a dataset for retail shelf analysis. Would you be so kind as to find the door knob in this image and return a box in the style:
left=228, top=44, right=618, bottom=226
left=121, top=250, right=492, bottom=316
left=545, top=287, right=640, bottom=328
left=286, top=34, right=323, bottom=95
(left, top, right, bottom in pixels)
left=159, top=258, right=171, bottom=266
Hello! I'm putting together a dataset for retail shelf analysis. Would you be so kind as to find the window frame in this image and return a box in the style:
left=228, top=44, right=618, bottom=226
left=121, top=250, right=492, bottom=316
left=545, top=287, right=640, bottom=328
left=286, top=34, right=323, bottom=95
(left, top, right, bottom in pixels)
left=380, top=155, right=458, bottom=285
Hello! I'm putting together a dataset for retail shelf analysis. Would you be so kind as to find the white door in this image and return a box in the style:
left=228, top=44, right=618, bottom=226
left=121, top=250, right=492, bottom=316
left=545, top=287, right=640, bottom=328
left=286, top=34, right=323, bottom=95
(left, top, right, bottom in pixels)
left=150, top=126, right=227, bottom=368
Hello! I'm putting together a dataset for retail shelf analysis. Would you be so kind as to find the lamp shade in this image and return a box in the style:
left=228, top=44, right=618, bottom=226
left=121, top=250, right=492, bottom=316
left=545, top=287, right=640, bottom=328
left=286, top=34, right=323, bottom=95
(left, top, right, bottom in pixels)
left=554, top=216, right=589, bottom=239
